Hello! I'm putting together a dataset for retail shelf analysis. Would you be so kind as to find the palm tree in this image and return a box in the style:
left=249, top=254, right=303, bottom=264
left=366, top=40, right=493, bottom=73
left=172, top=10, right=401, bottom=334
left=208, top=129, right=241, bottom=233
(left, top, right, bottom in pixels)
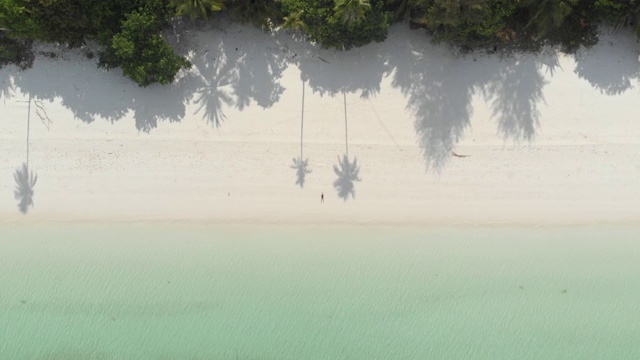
left=524, top=0, right=576, bottom=37
left=227, top=0, right=282, bottom=30
left=14, top=163, right=37, bottom=214
left=385, top=0, right=411, bottom=20
left=291, top=80, right=311, bottom=187
left=333, top=91, right=361, bottom=200
left=170, top=0, right=224, bottom=21
left=613, top=0, right=640, bottom=38
left=333, top=0, right=372, bottom=26
left=282, top=9, right=308, bottom=33
left=422, top=0, right=487, bottom=34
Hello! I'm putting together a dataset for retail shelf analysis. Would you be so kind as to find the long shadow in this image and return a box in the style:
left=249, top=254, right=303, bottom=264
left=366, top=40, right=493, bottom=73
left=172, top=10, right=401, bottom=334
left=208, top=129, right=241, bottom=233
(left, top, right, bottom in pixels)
left=0, top=67, right=15, bottom=102
left=485, top=55, right=547, bottom=142
left=387, top=33, right=482, bottom=172
left=291, top=79, right=311, bottom=187
left=13, top=94, right=38, bottom=214
left=181, top=20, right=288, bottom=128
left=333, top=91, right=361, bottom=200
left=131, top=74, right=197, bottom=132
left=231, top=31, right=287, bottom=110
left=294, top=37, right=390, bottom=98
left=1, top=22, right=561, bottom=174
left=9, top=22, right=289, bottom=133
left=283, top=37, right=378, bottom=195
left=573, top=28, right=640, bottom=96
left=386, top=26, right=548, bottom=172
left=11, top=52, right=132, bottom=124
left=9, top=49, right=194, bottom=133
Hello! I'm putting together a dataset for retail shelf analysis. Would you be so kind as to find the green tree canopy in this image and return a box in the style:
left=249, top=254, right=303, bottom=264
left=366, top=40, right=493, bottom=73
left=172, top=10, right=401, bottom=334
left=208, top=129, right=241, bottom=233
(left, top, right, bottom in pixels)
left=171, top=0, right=224, bottom=21
left=99, top=8, right=191, bottom=87
left=334, top=0, right=372, bottom=26
left=281, top=0, right=390, bottom=49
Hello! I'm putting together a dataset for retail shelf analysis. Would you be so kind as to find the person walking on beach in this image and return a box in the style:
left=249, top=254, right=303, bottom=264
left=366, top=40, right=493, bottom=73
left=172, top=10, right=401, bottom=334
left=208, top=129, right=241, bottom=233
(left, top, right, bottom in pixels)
left=321, top=193, right=324, bottom=203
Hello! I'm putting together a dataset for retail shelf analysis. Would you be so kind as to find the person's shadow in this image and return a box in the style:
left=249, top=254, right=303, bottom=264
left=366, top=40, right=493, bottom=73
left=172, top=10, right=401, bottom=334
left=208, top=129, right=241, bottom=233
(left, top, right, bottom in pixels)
left=14, top=163, right=37, bottom=214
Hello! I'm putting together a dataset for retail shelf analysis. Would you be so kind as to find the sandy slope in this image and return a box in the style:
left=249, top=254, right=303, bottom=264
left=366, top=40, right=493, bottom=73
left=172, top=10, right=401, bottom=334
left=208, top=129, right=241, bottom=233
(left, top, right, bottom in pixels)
left=1, top=21, right=639, bottom=225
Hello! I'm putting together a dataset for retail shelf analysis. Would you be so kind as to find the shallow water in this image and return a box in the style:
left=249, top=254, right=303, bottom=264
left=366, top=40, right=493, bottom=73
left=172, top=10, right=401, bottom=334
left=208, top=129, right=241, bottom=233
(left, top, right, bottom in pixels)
left=1, top=224, right=639, bottom=359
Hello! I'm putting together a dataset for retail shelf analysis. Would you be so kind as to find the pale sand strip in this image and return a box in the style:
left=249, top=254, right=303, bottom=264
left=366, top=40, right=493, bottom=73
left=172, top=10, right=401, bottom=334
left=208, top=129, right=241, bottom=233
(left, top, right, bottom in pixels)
left=1, top=22, right=639, bottom=225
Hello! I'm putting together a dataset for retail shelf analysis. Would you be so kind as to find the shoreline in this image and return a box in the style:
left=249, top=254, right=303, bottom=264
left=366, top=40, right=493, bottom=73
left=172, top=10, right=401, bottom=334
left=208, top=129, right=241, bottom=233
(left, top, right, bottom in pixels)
left=2, top=216, right=640, bottom=229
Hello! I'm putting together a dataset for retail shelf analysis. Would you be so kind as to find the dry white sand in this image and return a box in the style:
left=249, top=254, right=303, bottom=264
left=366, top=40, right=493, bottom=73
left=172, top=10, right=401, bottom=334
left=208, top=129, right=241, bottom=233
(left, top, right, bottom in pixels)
left=1, top=21, right=640, bottom=225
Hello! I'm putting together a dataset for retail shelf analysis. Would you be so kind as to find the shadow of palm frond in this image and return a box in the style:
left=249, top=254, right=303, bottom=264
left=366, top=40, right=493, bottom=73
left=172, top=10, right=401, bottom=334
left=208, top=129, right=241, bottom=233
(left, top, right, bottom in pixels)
left=573, top=29, right=640, bottom=96
left=0, top=71, right=15, bottom=102
left=333, top=154, right=361, bottom=201
left=233, top=42, right=286, bottom=110
left=194, top=82, right=234, bottom=128
left=14, top=163, right=37, bottom=214
left=291, top=157, right=312, bottom=188
left=487, top=57, right=546, bottom=142
left=192, top=46, right=238, bottom=128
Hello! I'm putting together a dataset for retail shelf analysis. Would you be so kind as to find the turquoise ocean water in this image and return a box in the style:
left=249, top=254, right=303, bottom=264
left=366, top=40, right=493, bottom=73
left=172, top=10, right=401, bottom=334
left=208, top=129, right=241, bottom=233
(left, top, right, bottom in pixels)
left=1, top=224, right=639, bottom=359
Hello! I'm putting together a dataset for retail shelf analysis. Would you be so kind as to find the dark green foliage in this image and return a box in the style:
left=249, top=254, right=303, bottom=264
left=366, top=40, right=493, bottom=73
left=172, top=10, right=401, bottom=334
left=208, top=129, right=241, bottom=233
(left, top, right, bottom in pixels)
left=522, top=0, right=577, bottom=37
left=227, top=0, right=283, bottom=30
left=595, top=0, right=640, bottom=37
left=0, top=0, right=188, bottom=85
left=170, top=0, right=225, bottom=21
left=540, top=0, right=599, bottom=53
left=0, top=32, right=33, bottom=69
left=0, top=0, right=46, bottom=40
left=1, top=0, right=640, bottom=85
left=384, top=0, right=416, bottom=21
left=409, top=0, right=517, bottom=48
left=0, top=0, right=157, bottom=46
left=281, top=0, right=390, bottom=49
left=99, top=8, right=191, bottom=87
left=405, top=0, right=601, bottom=53
left=594, top=0, right=628, bottom=23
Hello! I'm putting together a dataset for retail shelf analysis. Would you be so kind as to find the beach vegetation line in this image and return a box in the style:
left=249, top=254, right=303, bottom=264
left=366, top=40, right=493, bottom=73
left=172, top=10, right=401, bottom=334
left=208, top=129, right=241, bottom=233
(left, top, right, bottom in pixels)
left=1, top=0, right=639, bottom=86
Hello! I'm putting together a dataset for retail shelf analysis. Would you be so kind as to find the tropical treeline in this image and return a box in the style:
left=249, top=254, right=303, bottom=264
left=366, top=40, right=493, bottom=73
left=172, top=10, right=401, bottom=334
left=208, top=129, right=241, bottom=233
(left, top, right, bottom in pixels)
left=1, top=0, right=639, bottom=86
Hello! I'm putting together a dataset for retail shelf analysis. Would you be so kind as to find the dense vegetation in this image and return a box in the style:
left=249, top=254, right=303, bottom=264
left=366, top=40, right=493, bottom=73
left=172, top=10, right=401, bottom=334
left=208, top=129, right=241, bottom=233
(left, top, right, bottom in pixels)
left=1, top=0, right=639, bottom=86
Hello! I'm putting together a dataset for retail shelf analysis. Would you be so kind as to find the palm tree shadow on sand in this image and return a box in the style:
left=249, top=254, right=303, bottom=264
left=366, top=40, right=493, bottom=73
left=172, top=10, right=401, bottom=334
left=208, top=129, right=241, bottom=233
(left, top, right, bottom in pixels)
left=291, top=79, right=311, bottom=187
left=188, top=22, right=287, bottom=128
left=385, top=27, right=548, bottom=173
left=191, top=44, right=236, bottom=128
left=13, top=94, right=44, bottom=214
left=291, top=157, right=312, bottom=187
left=333, top=154, right=361, bottom=200
left=14, top=163, right=37, bottom=214
left=333, top=91, right=361, bottom=200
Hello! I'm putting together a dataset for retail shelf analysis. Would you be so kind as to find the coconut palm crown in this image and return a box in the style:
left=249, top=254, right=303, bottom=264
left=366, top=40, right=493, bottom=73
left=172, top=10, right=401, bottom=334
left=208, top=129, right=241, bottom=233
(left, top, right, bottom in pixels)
left=171, top=0, right=224, bottom=21
left=333, top=0, right=372, bottom=26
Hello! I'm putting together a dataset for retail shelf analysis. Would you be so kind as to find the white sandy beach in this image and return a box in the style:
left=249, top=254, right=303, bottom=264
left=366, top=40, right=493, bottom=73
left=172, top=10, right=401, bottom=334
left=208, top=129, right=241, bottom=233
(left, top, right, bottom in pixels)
left=1, top=21, right=640, bottom=225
